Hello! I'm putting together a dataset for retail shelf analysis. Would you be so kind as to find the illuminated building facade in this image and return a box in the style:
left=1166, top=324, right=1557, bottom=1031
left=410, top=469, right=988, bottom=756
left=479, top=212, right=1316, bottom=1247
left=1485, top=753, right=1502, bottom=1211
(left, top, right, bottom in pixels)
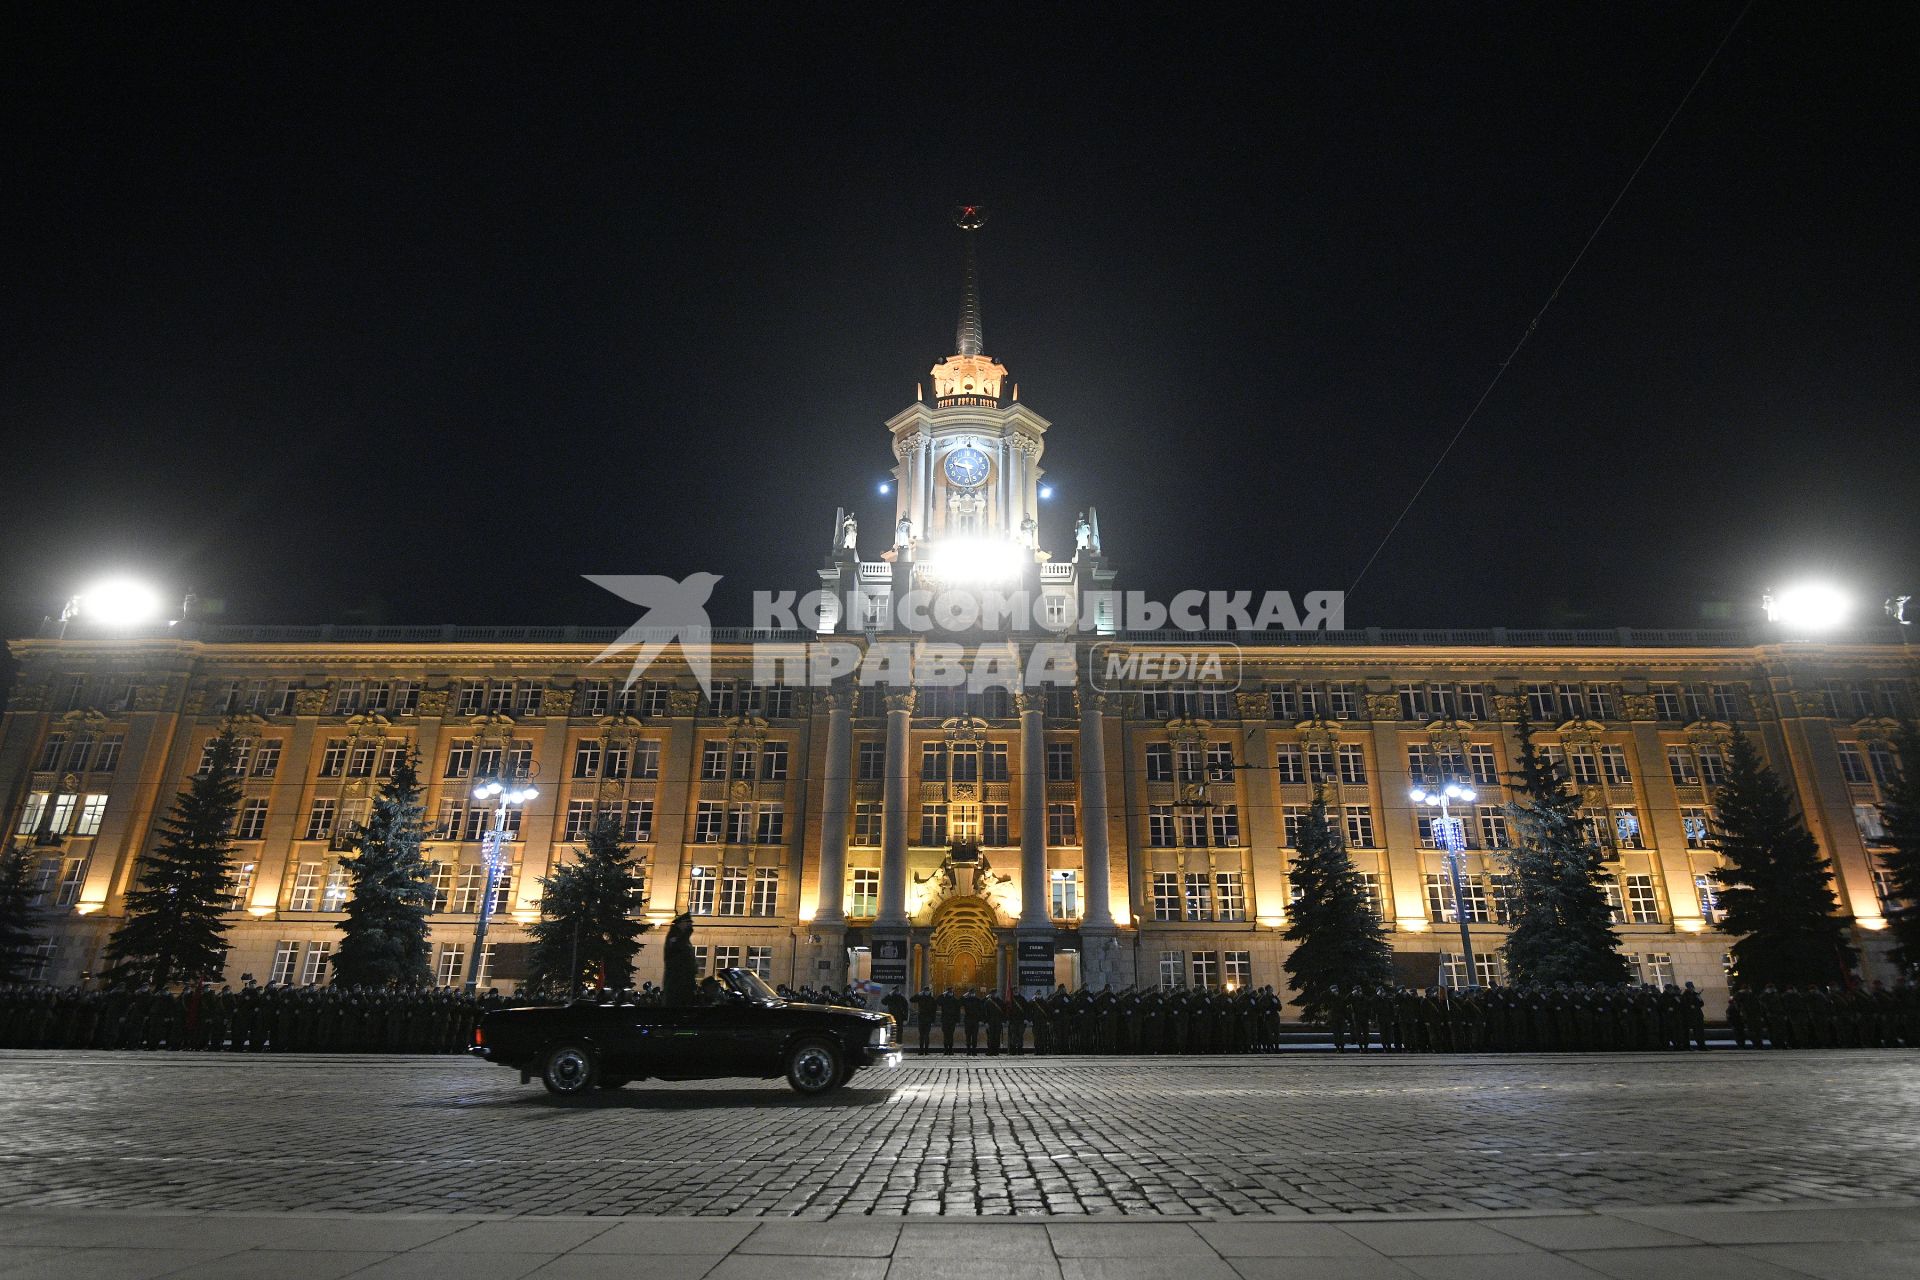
left=4, top=221, right=1912, bottom=1011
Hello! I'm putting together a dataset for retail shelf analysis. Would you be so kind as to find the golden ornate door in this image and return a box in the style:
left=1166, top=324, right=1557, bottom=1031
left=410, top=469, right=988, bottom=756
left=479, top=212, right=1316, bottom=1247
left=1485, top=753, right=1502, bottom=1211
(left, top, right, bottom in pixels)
left=928, top=896, right=1000, bottom=992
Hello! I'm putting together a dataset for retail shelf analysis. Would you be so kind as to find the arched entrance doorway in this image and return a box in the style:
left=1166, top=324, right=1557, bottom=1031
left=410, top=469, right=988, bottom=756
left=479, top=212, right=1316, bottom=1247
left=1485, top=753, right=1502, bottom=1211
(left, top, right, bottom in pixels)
left=928, top=896, right=1001, bottom=992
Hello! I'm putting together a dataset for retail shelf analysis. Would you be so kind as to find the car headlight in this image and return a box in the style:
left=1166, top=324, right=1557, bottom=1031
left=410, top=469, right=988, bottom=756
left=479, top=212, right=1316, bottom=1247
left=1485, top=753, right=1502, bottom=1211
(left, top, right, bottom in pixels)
left=869, top=1024, right=893, bottom=1048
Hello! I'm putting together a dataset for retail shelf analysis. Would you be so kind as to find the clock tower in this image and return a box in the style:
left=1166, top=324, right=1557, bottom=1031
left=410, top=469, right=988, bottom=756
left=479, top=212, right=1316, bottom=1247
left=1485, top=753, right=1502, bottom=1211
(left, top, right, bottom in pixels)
left=818, top=207, right=1116, bottom=634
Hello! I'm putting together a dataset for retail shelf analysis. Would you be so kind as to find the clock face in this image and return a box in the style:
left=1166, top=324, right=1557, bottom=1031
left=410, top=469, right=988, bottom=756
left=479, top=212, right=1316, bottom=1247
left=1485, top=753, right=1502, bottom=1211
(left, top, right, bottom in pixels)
left=944, top=446, right=990, bottom=488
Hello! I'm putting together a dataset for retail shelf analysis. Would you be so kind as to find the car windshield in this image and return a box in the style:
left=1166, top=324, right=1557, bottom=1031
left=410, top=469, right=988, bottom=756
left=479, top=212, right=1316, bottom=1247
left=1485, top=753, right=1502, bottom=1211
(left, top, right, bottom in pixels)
left=721, top=968, right=781, bottom=1003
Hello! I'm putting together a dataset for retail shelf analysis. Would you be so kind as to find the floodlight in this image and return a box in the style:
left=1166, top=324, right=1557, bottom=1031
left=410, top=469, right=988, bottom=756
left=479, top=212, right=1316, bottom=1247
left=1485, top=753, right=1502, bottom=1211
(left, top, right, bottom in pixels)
left=1765, top=583, right=1850, bottom=631
left=72, top=578, right=162, bottom=627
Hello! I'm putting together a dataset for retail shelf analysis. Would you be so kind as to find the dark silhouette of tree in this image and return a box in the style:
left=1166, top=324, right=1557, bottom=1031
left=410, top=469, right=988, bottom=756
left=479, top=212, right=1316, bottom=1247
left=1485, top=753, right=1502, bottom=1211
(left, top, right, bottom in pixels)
left=103, top=731, right=244, bottom=987
left=1499, top=714, right=1630, bottom=986
left=1712, top=728, right=1855, bottom=988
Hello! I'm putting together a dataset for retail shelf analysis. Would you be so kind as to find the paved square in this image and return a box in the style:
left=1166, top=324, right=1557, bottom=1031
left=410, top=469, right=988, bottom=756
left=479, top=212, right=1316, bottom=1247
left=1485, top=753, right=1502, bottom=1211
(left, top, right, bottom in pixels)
left=0, top=1050, right=1916, bottom=1218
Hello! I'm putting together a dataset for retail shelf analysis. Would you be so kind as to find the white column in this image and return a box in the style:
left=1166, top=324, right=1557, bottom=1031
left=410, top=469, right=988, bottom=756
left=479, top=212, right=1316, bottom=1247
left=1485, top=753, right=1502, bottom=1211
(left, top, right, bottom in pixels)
left=1079, top=690, right=1115, bottom=930
left=875, top=690, right=915, bottom=928
left=811, top=691, right=853, bottom=925
left=1017, top=691, right=1050, bottom=930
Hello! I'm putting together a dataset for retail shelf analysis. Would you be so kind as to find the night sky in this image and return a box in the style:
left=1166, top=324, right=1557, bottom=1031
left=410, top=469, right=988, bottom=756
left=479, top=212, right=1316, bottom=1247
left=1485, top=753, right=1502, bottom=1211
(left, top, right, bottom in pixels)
left=4, top=3, right=1915, bottom=637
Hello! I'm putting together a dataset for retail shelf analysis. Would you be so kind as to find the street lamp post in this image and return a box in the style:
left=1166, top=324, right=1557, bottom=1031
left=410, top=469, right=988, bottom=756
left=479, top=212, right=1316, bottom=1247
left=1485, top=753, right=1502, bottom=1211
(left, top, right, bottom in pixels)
left=467, top=778, right=537, bottom=995
left=1411, top=781, right=1478, bottom=988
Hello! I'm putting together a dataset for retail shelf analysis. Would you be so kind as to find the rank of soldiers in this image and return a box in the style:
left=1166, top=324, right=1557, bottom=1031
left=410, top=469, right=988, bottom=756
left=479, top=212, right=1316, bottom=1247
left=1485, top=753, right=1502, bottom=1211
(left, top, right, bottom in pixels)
left=864, top=980, right=1920, bottom=1055
left=0, top=983, right=505, bottom=1053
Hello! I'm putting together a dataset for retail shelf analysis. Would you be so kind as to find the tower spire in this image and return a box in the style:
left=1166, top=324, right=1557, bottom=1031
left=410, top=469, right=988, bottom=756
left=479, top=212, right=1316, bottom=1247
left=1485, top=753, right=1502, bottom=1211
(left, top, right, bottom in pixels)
left=953, top=205, right=986, bottom=358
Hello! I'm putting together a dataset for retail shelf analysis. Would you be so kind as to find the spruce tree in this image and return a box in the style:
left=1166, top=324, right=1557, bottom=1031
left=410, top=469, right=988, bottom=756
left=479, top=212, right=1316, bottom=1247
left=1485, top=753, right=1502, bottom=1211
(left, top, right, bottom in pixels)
left=1712, top=728, right=1856, bottom=988
left=1498, top=715, right=1630, bottom=986
left=331, top=751, right=434, bottom=988
left=1878, top=722, right=1920, bottom=974
left=102, top=730, right=244, bottom=987
left=0, top=844, right=43, bottom=983
left=528, top=815, right=651, bottom=994
left=1282, top=786, right=1393, bottom=1020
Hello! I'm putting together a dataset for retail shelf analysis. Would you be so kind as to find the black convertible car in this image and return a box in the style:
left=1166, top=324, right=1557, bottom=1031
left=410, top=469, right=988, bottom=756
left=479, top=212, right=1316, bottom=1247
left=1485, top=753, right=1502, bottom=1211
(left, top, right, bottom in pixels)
left=473, top=968, right=902, bottom=1097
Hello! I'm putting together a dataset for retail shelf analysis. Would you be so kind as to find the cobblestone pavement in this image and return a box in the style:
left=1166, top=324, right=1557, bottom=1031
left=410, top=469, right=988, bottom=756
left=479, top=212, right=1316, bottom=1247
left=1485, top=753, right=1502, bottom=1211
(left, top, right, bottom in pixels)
left=1, top=1050, right=1917, bottom=1218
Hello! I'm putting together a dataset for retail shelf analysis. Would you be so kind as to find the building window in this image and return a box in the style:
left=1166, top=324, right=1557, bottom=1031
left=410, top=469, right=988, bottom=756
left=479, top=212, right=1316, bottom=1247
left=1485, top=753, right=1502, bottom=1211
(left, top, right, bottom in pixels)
left=1050, top=869, right=1079, bottom=919
left=1216, top=871, right=1247, bottom=921
left=1635, top=952, right=1676, bottom=986
left=746, top=946, right=774, bottom=980
left=762, top=742, right=789, bottom=781
left=1045, top=743, right=1076, bottom=782
left=1623, top=874, right=1661, bottom=923
left=1440, top=952, right=1502, bottom=989
left=228, top=860, right=257, bottom=908
left=321, top=862, right=351, bottom=912
left=982, top=803, right=1009, bottom=845
left=1158, top=950, right=1184, bottom=989
left=300, top=942, right=333, bottom=986
left=919, top=804, right=948, bottom=847
left=1667, top=747, right=1700, bottom=785
left=852, top=803, right=882, bottom=846
left=302, top=801, right=336, bottom=842
left=1338, top=744, right=1367, bottom=784
left=1281, top=805, right=1307, bottom=847
left=688, top=866, right=717, bottom=915
left=750, top=868, right=780, bottom=916
left=1210, top=805, right=1241, bottom=847
left=713, top=945, right=742, bottom=973
left=270, top=941, right=300, bottom=986
left=1478, top=809, right=1509, bottom=849
left=850, top=868, right=879, bottom=917
left=564, top=799, right=596, bottom=841
left=1183, top=872, right=1213, bottom=920
left=694, top=801, right=723, bottom=844
left=717, top=867, right=748, bottom=916
left=1145, top=744, right=1173, bottom=782
left=572, top=742, right=601, bottom=779
left=436, top=945, right=466, bottom=988
left=1569, top=749, right=1599, bottom=785
left=317, top=739, right=348, bottom=778
left=1147, top=805, right=1176, bottom=847
left=858, top=742, right=886, bottom=781
left=700, top=741, right=729, bottom=781
left=1836, top=743, right=1870, bottom=786
left=1344, top=806, right=1375, bottom=847
left=1223, top=951, right=1252, bottom=990
left=287, top=862, right=323, bottom=911
left=1599, top=745, right=1632, bottom=785
left=622, top=800, right=654, bottom=843
left=755, top=803, right=785, bottom=845
left=1190, top=951, right=1220, bottom=990
left=1275, top=744, right=1303, bottom=783
left=1152, top=873, right=1181, bottom=921
left=1046, top=803, right=1078, bottom=846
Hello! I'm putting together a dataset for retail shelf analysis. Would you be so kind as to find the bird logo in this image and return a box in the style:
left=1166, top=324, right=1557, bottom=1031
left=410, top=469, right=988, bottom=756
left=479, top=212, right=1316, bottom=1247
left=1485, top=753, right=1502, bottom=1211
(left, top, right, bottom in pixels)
left=584, top=572, right=722, bottom=695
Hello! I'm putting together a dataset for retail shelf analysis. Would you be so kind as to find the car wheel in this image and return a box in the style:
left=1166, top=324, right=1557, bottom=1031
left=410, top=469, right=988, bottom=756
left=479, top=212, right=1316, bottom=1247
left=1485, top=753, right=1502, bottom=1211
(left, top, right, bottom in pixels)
left=540, top=1043, right=599, bottom=1098
left=785, top=1038, right=843, bottom=1096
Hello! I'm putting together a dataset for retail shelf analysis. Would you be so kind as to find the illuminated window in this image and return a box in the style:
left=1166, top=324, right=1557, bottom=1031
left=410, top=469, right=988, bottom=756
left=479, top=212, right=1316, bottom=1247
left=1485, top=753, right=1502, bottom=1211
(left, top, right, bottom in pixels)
left=688, top=866, right=716, bottom=915
left=270, top=941, right=300, bottom=986
left=1223, top=952, right=1252, bottom=990
left=1215, top=872, right=1247, bottom=921
left=301, top=942, right=333, bottom=986
left=751, top=868, right=780, bottom=917
left=1050, top=869, right=1078, bottom=919
left=1151, top=873, right=1180, bottom=921
left=849, top=868, right=879, bottom=917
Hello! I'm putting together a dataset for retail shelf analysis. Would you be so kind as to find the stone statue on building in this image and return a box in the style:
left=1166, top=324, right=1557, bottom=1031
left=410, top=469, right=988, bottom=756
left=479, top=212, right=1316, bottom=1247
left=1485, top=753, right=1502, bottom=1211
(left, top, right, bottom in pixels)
left=663, top=912, right=697, bottom=1006
left=1020, top=511, right=1037, bottom=547
left=839, top=511, right=858, bottom=552
left=1074, top=512, right=1093, bottom=552
left=896, top=515, right=914, bottom=547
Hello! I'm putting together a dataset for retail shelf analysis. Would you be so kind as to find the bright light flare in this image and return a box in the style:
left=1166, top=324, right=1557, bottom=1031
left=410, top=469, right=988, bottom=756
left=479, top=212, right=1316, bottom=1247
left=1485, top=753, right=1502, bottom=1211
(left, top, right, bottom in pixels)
left=927, top=537, right=1023, bottom=583
left=72, top=578, right=163, bottom=627
left=1766, top=583, right=1851, bottom=631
